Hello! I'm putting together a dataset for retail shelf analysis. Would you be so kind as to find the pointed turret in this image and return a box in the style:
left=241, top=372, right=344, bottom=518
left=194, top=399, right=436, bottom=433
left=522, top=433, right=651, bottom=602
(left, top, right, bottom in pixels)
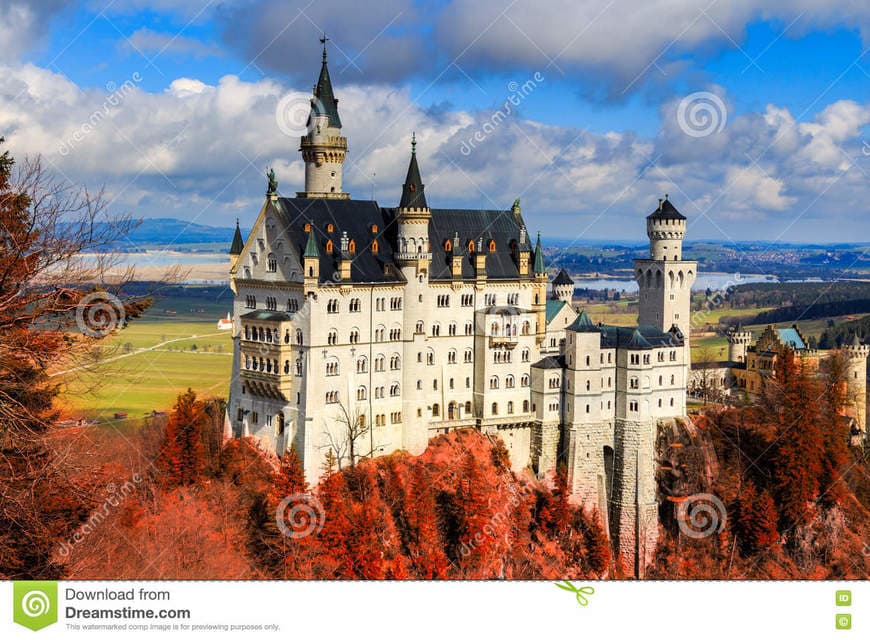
left=303, top=228, right=319, bottom=258
left=229, top=219, right=244, bottom=256
left=298, top=36, right=349, bottom=199
left=400, top=133, right=427, bottom=209
left=303, top=228, right=320, bottom=291
left=533, top=232, right=546, bottom=275
left=312, top=37, right=342, bottom=129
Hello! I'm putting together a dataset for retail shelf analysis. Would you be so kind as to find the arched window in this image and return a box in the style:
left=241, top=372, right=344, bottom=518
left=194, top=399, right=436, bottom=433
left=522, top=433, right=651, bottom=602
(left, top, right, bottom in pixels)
left=432, top=403, right=440, bottom=417
left=488, top=239, right=496, bottom=252
left=348, top=239, right=356, bottom=253
left=491, top=402, right=498, bottom=415
left=521, top=374, right=530, bottom=387
left=372, top=239, right=379, bottom=253
left=304, top=223, right=311, bottom=233
left=467, top=240, right=475, bottom=252
left=267, top=253, right=277, bottom=272
left=326, top=223, right=334, bottom=233
left=490, top=376, right=499, bottom=389
left=325, top=239, right=333, bottom=253
left=522, top=400, right=529, bottom=412
left=506, top=375, right=515, bottom=389
left=507, top=401, right=513, bottom=414
left=296, top=329, right=303, bottom=345
left=357, top=386, right=367, bottom=401
left=444, top=239, right=452, bottom=251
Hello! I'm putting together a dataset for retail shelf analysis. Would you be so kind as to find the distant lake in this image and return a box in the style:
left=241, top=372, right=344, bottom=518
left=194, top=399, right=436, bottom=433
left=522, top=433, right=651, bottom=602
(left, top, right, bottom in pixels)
left=574, top=273, right=777, bottom=292
left=83, top=251, right=228, bottom=266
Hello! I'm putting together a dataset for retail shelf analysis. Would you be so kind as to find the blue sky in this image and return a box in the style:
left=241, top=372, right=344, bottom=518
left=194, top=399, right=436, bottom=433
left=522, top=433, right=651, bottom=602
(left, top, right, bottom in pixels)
left=2, top=0, right=870, bottom=242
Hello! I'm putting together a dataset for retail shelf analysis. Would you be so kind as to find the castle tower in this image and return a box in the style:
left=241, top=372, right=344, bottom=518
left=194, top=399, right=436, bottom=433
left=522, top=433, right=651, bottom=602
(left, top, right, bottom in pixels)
left=844, top=335, right=869, bottom=437
left=297, top=37, right=349, bottom=199
left=728, top=323, right=753, bottom=363
left=551, top=268, right=574, bottom=304
left=635, top=196, right=697, bottom=343
left=397, top=134, right=431, bottom=456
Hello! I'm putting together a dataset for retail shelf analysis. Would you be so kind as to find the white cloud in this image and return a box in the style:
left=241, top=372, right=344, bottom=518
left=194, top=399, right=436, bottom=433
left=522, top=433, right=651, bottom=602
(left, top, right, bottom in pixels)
left=0, top=62, right=868, bottom=241
left=124, top=28, right=223, bottom=59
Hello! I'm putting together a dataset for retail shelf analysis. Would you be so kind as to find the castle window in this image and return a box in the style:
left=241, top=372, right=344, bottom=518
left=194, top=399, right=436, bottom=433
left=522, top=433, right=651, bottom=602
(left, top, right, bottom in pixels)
left=304, top=223, right=311, bottom=232
left=490, top=376, right=499, bottom=389
left=431, top=323, right=441, bottom=336
left=296, top=329, right=303, bottom=345
left=327, top=299, right=339, bottom=313
left=630, top=377, right=639, bottom=389
left=349, top=329, right=359, bottom=344
left=658, top=399, right=662, bottom=408
left=327, top=330, right=337, bottom=345
left=295, top=358, right=303, bottom=375
left=427, top=351, right=435, bottom=365
left=327, top=223, right=334, bottom=233
left=461, top=294, right=473, bottom=307
left=586, top=404, right=590, bottom=413
left=444, top=239, right=452, bottom=252
left=349, top=298, right=361, bottom=312
left=467, top=240, right=475, bottom=252
left=521, top=374, right=529, bottom=387
left=643, top=354, right=650, bottom=365
left=448, top=323, right=456, bottom=336
left=629, top=401, right=638, bottom=412
left=357, top=357, right=368, bottom=373
left=245, top=295, right=256, bottom=309
left=671, top=375, right=675, bottom=385
left=507, top=293, right=518, bottom=305
left=284, top=360, right=290, bottom=374
left=390, top=383, right=400, bottom=396
left=372, top=240, right=379, bottom=253
left=506, top=375, right=515, bottom=389
left=375, top=356, right=385, bottom=372
left=325, top=239, right=333, bottom=253
left=465, top=322, right=473, bottom=335
left=586, top=380, right=591, bottom=391
left=267, top=254, right=277, bottom=272
left=326, top=360, right=339, bottom=376
left=522, top=348, right=530, bottom=362
left=416, top=321, right=424, bottom=334
left=244, top=325, right=250, bottom=340
left=586, top=355, right=591, bottom=366
left=670, top=397, right=675, bottom=407
left=326, top=391, right=339, bottom=404
left=522, top=321, right=531, bottom=335
left=491, top=403, right=498, bottom=416
left=390, top=354, right=401, bottom=370
left=523, top=400, right=529, bottom=412
left=488, top=239, right=496, bottom=252
left=437, top=295, right=450, bottom=308
left=507, top=401, right=514, bottom=414
left=416, top=380, right=422, bottom=390
left=464, top=349, right=473, bottom=363
left=356, top=386, right=367, bottom=401
left=348, top=239, right=356, bottom=253
left=287, top=299, right=298, bottom=312
left=432, top=404, right=440, bottom=417
left=266, top=296, right=277, bottom=311
left=449, top=378, right=454, bottom=389
left=448, top=350, right=457, bottom=364
left=433, top=379, right=438, bottom=390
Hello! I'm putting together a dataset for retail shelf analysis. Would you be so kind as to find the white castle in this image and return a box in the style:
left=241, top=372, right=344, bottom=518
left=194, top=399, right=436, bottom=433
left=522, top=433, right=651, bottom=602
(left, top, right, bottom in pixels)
left=227, top=41, right=696, bottom=576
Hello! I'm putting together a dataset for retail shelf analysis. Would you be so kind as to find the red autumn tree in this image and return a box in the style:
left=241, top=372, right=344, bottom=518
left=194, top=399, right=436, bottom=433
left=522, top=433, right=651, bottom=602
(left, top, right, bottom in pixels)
left=817, top=352, right=850, bottom=506
left=765, top=348, right=825, bottom=532
left=161, top=389, right=208, bottom=487
left=734, top=480, right=779, bottom=555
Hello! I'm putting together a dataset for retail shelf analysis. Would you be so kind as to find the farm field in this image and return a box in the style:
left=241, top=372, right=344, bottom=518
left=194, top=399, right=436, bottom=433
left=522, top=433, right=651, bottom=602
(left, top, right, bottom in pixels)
left=56, top=316, right=233, bottom=425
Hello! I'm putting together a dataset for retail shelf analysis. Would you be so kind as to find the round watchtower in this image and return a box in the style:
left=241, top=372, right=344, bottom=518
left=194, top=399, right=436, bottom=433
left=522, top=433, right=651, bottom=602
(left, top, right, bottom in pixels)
left=551, top=268, right=574, bottom=303
left=728, top=324, right=753, bottom=363
left=647, top=196, right=687, bottom=261
left=843, top=335, right=869, bottom=436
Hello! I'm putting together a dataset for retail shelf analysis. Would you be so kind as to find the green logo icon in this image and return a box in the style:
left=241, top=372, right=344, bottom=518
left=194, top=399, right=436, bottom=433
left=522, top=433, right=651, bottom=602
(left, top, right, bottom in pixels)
left=13, top=581, right=58, bottom=631
left=554, top=581, right=595, bottom=607
left=836, top=614, right=852, bottom=630
left=836, top=590, right=852, bottom=607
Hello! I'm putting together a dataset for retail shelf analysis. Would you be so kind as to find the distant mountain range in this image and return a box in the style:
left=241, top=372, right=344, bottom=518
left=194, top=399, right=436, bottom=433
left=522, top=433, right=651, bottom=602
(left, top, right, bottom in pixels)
left=114, top=218, right=247, bottom=248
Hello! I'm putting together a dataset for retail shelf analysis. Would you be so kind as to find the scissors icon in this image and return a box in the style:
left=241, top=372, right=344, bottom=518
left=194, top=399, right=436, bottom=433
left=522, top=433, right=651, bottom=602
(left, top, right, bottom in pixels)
left=554, top=581, right=595, bottom=606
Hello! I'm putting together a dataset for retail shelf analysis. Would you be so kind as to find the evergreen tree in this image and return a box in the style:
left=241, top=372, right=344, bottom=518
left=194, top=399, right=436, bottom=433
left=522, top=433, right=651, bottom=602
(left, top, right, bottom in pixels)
left=161, top=389, right=207, bottom=486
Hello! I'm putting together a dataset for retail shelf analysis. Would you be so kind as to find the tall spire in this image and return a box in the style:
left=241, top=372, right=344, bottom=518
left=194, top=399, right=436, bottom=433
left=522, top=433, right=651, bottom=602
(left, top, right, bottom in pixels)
left=313, top=34, right=342, bottom=128
left=400, top=133, right=427, bottom=209
left=229, top=218, right=244, bottom=255
left=533, top=232, right=545, bottom=275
